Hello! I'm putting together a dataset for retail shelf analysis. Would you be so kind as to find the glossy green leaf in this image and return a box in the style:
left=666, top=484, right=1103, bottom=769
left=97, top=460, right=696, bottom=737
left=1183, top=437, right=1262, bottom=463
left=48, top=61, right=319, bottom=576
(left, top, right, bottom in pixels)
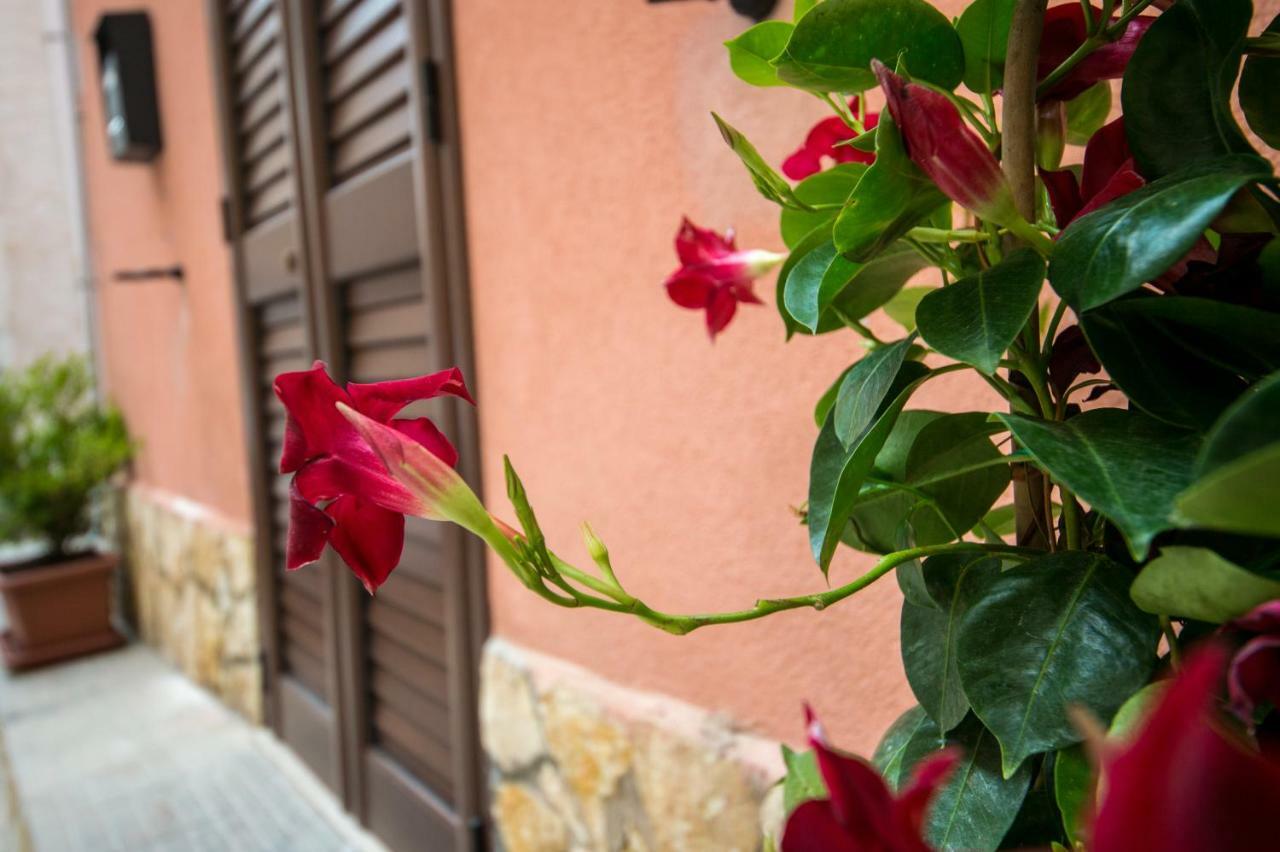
left=903, top=553, right=1000, bottom=732
left=1064, top=82, right=1111, bottom=146
left=794, top=0, right=819, bottom=21
left=772, top=0, right=964, bottom=93
left=1196, top=371, right=1280, bottom=475
left=957, top=551, right=1160, bottom=778
left=1108, top=681, right=1166, bottom=740
left=872, top=704, right=931, bottom=789
left=781, top=745, right=825, bottom=815
left=776, top=225, right=834, bottom=337
left=780, top=164, right=865, bottom=248
left=882, top=286, right=932, bottom=332
left=901, top=714, right=1032, bottom=851
left=1049, top=155, right=1273, bottom=311
left=712, top=113, right=812, bottom=210
left=998, top=410, right=1200, bottom=559
left=1131, top=546, right=1280, bottom=623
left=726, top=21, right=795, bottom=87
left=833, top=338, right=915, bottom=446
left=845, top=411, right=943, bottom=555
left=1175, top=443, right=1280, bottom=538
left=814, top=364, right=854, bottom=428
left=809, top=361, right=930, bottom=570
left=784, top=242, right=928, bottom=334
left=833, top=111, right=948, bottom=262
left=917, top=249, right=1045, bottom=375
left=1122, top=0, right=1257, bottom=178
left=1241, top=14, right=1280, bottom=148
left=955, top=0, right=1015, bottom=94
left=1053, top=745, right=1091, bottom=845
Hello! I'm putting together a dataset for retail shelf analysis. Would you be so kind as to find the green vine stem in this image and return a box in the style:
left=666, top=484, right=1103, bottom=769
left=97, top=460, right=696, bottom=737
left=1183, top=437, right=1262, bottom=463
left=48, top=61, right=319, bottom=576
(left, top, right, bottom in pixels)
left=1036, top=0, right=1157, bottom=99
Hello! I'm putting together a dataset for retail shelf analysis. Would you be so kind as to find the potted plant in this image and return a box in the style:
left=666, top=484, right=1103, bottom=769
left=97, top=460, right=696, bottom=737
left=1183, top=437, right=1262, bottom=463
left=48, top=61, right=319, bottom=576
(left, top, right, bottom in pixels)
left=0, top=355, right=133, bottom=669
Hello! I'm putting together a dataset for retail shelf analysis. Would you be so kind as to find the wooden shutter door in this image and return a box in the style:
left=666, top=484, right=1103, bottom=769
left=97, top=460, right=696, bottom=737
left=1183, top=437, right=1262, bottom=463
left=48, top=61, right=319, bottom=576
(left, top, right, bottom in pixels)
left=210, top=0, right=346, bottom=794
left=290, top=1, right=486, bottom=848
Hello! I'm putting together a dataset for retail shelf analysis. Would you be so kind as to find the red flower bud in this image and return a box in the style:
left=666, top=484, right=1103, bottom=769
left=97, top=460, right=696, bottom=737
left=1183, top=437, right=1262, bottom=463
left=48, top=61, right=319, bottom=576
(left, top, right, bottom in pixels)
left=872, top=61, right=1018, bottom=227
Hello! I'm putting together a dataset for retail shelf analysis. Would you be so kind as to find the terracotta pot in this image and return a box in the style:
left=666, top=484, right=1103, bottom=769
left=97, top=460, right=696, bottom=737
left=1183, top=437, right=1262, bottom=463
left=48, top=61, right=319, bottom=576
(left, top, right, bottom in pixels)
left=0, top=551, right=124, bottom=670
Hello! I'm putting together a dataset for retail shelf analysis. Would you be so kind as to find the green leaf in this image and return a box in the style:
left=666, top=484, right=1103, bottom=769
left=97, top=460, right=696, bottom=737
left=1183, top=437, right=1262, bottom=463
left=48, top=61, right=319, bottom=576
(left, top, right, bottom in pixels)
left=917, top=249, right=1045, bottom=375
left=780, top=164, right=866, bottom=248
left=882, top=286, right=932, bottom=332
left=1064, top=82, right=1111, bottom=146
left=902, top=553, right=1000, bottom=732
left=712, top=113, right=813, bottom=210
left=772, top=0, right=964, bottom=93
left=809, top=361, right=930, bottom=570
left=957, top=551, right=1160, bottom=778
left=904, top=414, right=1011, bottom=542
left=1241, top=14, right=1280, bottom=149
left=1176, top=444, right=1280, bottom=538
left=1131, top=546, right=1280, bottom=623
left=780, top=746, right=826, bottom=815
left=814, top=365, right=854, bottom=427
left=997, top=410, right=1200, bottom=560
left=1196, top=371, right=1280, bottom=476
left=1108, top=681, right=1166, bottom=740
left=833, top=338, right=915, bottom=447
left=1080, top=297, right=1280, bottom=430
left=794, top=0, right=819, bottom=20
left=776, top=225, right=834, bottom=337
left=726, top=21, right=795, bottom=87
left=901, top=714, right=1032, bottom=851
left=872, top=704, right=931, bottom=788
left=784, top=242, right=928, bottom=334
left=1053, top=745, right=1092, bottom=845
left=833, top=111, right=948, bottom=262
left=1049, top=155, right=1273, bottom=311
left=955, top=0, right=1015, bottom=94
left=1122, top=0, right=1257, bottom=178
left=1175, top=374, right=1280, bottom=538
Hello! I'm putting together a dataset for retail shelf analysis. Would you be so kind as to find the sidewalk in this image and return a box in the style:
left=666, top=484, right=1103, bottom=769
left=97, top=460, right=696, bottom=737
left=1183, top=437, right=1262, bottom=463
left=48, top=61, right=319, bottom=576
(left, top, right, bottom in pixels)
left=0, top=644, right=387, bottom=852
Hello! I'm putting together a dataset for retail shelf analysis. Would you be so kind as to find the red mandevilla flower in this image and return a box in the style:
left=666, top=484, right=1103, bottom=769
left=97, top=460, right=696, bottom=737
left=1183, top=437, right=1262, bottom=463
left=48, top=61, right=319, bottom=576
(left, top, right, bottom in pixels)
left=782, top=104, right=878, bottom=181
left=1039, top=117, right=1145, bottom=229
left=664, top=218, right=783, bottom=339
left=1037, top=3, right=1156, bottom=102
left=871, top=60, right=1018, bottom=228
left=781, top=706, right=957, bottom=852
left=274, top=362, right=473, bottom=593
left=1089, top=645, right=1280, bottom=852
left=1224, top=600, right=1280, bottom=732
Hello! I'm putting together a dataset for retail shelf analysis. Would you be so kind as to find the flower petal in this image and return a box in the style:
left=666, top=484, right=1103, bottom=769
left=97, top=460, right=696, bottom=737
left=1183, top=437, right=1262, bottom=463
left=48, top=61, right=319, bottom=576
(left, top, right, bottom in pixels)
left=1040, top=167, right=1084, bottom=228
left=1229, top=635, right=1280, bottom=724
left=780, top=801, right=860, bottom=852
left=392, top=417, right=459, bottom=468
left=1081, top=118, right=1133, bottom=202
left=345, top=367, right=474, bottom=423
left=285, top=482, right=333, bottom=571
left=325, top=495, right=405, bottom=593
left=1038, top=5, right=1154, bottom=101
left=274, top=361, right=354, bottom=473
left=705, top=287, right=739, bottom=339
left=895, top=749, right=959, bottom=838
left=294, top=455, right=422, bottom=516
left=675, top=217, right=736, bottom=266
left=805, top=706, right=897, bottom=842
left=783, top=148, right=824, bottom=181
left=665, top=269, right=714, bottom=309
left=1074, top=163, right=1144, bottom=221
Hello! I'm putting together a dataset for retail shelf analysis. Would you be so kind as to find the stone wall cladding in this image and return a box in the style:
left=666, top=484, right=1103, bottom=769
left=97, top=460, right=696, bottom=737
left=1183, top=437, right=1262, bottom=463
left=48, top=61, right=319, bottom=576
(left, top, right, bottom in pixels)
left=481, top=638, right=786, bottom=852
left=123, top=487, right=261, bottom=722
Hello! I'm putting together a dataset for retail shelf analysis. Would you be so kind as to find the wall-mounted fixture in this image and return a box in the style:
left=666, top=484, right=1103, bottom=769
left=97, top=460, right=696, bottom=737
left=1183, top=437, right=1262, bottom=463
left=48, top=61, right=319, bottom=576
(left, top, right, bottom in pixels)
left=93, top=12, right=162, bottom=162
left=647, top=0, right=779, bottom=23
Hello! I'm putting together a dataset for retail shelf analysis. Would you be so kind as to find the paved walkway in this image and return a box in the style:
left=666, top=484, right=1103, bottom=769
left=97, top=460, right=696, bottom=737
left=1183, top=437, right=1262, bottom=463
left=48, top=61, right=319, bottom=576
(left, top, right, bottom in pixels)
left=0, top=644, right=387, bottom=852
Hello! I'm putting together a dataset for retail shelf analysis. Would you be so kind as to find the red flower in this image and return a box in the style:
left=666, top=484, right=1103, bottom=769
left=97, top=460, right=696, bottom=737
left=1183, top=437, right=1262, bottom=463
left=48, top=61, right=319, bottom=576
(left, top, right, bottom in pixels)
left=1037, top=4, right=1156, bottom=102
left=1224, top=600, right=1280, bottom=731
left=664, top=218, right=783, bottom=339
left=872, top=61, right=1018, bottom=227
left=781, top=706, right=957, bottom=852
left=1040, top=117, right=1145, bottom=228
left=782, top=107, right=878, bottom=181
left=1089, top=645, right=1280, bottom=852
left=274, top=362, right=473, bottom=593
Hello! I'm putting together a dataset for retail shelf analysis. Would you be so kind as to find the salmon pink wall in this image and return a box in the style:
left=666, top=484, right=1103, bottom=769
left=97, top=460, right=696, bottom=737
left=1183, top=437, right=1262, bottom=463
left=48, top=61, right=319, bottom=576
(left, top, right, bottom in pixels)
left=73, top=0, right=250, bottom=527
left=453, top=0, right=979, bottom=753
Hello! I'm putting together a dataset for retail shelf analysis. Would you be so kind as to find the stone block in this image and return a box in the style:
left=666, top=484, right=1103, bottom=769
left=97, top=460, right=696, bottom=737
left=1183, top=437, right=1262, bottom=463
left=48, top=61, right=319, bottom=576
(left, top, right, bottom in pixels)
left=492, top=782, right=569, bottom=852
left=480, top=648, right=548, bottom=774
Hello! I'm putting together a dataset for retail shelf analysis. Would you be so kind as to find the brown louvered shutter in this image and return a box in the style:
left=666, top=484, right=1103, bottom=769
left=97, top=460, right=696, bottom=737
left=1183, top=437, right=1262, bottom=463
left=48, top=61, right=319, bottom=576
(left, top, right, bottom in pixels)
left=213, top=1, right=486, bottom=848
left=212, top=0, right=346, bottom=794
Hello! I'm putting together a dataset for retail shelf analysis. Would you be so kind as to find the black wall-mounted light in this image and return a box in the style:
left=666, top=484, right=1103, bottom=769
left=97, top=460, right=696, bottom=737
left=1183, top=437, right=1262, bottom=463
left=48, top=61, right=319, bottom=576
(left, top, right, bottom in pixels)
left=93, top=12, right=163, bottom=162
left=648, top=0, right=780, bottom=23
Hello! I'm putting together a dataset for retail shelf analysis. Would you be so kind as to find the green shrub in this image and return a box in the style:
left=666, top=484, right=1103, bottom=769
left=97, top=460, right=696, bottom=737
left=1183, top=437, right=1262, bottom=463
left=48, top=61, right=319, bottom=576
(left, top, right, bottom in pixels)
left=0, top=355, right=133, bottom=556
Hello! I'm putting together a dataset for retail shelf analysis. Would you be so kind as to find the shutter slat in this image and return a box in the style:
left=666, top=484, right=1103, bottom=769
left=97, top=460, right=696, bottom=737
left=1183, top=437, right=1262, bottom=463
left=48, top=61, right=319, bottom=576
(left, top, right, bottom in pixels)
left=245, top=172, right=293, bottom=225
left=371, top=703, right=454, bottom=788
left=378, top=570, right=446, bottom=625
left=369, top=669, right=450, bottom=743
left=328, top=61, right=410, bottom=144
left=330, top=107, right=410, bottom=183
left=235, top=16, right=279, bottom=75
left=243, top=142, right=291, bottom=197
left=346, top=298, right=424, bottom=347
left=344, top=266, right=420, bottom=309
left=284, top=638, right=327, bottom=697
left=323, top=0, right=399, bottom=65
left=323, top=16, right=407, bottom=104
left=367, top=600, right=448, bottom=667
left=367, top=634, right=448, bottom=702
left=347, top=339, right=428, bottom=383
left=231, top=0, right=273, bottom=40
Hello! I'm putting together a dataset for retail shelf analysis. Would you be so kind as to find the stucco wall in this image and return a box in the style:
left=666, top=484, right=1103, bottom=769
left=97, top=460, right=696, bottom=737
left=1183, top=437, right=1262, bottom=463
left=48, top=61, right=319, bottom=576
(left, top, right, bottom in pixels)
left=71, top=0, right=250, bottom=527
left=0, top=0, right=91, bottom=369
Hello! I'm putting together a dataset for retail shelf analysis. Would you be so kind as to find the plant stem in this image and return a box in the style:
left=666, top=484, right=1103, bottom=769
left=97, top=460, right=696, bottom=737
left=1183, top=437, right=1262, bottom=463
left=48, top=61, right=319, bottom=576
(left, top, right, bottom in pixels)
left=1061, top=486, right=1083, bottom=550
left=1035, top=0, right=1156, bottom=99
left=907, top=227, right=994, bottom=243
